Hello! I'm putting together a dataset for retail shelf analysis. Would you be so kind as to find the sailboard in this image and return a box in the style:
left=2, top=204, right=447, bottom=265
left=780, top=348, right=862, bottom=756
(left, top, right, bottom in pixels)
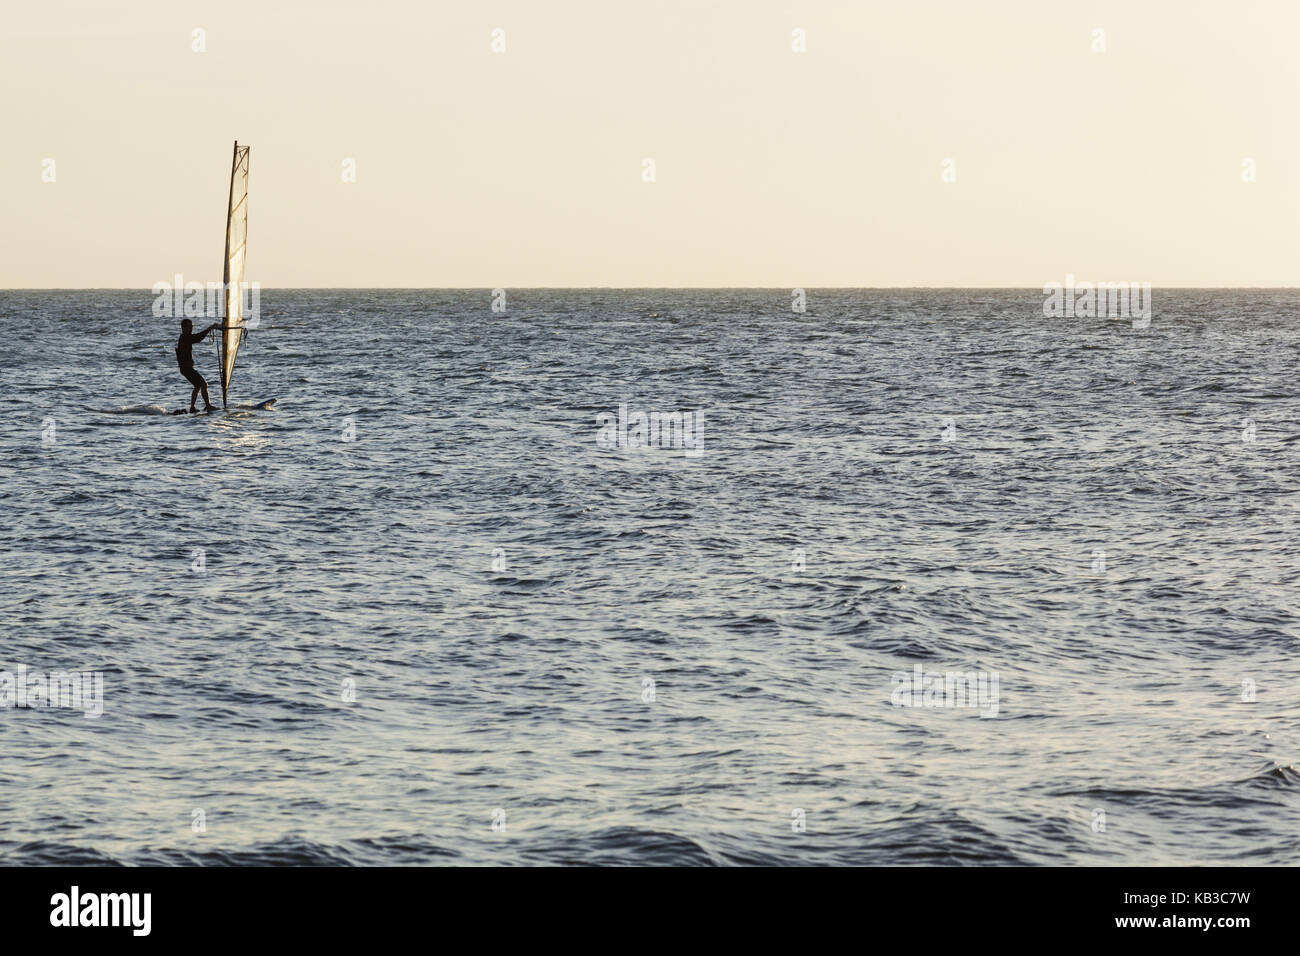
left=219, top=141, right=250, bottom=409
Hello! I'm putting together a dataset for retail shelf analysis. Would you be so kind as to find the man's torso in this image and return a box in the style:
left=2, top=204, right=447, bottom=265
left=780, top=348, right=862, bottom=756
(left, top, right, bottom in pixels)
left=176, top=333, right=196, bottom=368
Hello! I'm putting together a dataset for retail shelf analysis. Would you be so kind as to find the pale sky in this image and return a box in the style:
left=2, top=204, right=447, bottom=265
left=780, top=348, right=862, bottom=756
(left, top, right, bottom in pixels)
left=4, top=0, right=1298, bottom=287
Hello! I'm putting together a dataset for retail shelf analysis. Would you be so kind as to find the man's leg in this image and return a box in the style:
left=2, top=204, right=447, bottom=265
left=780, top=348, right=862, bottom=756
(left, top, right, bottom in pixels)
left=199, top=377, right=214, bottom=410
left=183, top=366, right=203, bottom=411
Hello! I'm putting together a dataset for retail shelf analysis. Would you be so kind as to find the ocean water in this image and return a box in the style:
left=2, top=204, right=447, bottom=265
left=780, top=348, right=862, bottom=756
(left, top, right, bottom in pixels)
left=2, top=288, right=1299, bottom=866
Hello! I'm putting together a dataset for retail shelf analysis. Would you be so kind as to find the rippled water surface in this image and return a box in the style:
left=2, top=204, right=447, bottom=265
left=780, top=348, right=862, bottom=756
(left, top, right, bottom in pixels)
left=3, top=289, right=1299, bottom=865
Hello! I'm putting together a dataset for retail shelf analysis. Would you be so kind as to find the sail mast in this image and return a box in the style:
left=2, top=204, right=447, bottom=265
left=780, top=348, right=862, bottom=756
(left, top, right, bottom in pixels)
left=220, top=140, right=236, bottom=408
left=219, top=141, right=249, bottom=409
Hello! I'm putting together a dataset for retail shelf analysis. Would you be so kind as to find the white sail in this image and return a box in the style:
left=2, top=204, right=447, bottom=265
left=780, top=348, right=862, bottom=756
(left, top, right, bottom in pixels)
left=220, top=142, right=250, bottom=407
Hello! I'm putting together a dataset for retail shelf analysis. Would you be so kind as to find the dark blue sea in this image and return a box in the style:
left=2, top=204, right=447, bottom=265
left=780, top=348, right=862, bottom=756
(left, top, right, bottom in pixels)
left=3, top=288, right=1298, bottom=865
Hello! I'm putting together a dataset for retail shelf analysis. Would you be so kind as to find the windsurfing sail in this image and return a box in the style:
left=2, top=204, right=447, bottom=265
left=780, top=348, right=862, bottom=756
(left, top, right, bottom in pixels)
left=219, top=141, right=250, bottom=408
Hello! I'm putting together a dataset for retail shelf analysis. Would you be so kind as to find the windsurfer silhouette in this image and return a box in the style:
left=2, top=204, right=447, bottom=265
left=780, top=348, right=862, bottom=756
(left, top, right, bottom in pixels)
left=176, top=318, right=219, bottom=413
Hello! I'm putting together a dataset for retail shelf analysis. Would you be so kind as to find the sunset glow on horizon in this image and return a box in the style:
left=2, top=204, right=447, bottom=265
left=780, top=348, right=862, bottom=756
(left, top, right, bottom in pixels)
left=5, top=0, right=1299, bottom=288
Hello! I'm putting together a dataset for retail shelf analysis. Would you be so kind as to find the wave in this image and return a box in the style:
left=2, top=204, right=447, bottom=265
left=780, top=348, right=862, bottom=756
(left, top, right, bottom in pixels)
left=101, top=404, right=173, bottom=416
left=1, top=834, right=461, bottom=867
left=1046, top=762, right=1300, bottom=808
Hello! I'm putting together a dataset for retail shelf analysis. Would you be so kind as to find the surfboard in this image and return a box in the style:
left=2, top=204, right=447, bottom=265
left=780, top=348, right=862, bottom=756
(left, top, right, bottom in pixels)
left=168, top=399, right=275, bottom=416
